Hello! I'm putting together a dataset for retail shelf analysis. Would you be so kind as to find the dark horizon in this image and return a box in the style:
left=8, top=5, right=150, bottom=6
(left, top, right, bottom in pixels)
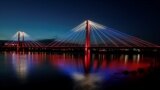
left=0, top=0, right=160, bottom=45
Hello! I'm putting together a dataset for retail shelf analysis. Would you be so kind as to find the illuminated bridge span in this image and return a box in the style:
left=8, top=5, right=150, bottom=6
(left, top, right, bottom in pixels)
left=3, top=31, right=44, bottom=51
left=1, top=20, right=160, bottom=52
left=47, top=20, right=159, bottom=50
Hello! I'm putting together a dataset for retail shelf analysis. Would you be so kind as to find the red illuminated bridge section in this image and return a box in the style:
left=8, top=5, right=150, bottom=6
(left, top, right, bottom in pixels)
left=1, top=20, right=160, bottom=52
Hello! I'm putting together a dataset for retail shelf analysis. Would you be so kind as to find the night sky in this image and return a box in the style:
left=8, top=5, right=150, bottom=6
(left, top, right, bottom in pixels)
left=0, top=0, right=160, bottom=44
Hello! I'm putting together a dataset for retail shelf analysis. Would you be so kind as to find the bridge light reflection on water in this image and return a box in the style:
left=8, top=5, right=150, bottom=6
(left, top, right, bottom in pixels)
left=1, top=52, right=159, bottom=89
left=12, top=53, right=28, bottom=80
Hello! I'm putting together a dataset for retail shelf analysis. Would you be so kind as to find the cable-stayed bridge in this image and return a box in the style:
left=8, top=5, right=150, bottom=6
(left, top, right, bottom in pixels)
left=1, top=20, right=160, bottom=52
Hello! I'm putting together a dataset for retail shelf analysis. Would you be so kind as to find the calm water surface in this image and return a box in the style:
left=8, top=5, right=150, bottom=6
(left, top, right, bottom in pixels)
left=0, top=52, right=160, bottom=90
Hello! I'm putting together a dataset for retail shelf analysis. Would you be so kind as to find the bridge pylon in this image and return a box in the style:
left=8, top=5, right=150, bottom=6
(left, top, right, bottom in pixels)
left=84, top=20, right=91, bottom=73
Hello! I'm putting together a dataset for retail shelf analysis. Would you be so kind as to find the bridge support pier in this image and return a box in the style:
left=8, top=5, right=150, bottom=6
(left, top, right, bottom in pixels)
left=17, top=31, right=20, bottom=51
left=17, top=31, right=25, bottom=52
left=84, top=20, right=91, bottom=73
